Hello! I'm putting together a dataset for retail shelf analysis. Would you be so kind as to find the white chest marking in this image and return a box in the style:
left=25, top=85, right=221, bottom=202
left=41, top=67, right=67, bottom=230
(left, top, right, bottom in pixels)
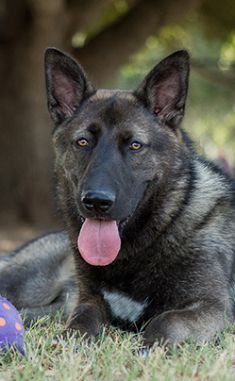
left=102, top=290, right=148, bottom=323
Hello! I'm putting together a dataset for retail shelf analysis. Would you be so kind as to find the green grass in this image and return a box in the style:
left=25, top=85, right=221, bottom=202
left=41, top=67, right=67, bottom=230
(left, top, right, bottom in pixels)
left=1, top=314, right=235, bottom=381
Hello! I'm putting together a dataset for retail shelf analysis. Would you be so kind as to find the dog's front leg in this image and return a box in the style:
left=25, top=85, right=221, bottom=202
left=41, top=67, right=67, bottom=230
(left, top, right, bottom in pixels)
left=65, top=294, right=108, bottom=339
left=143, top=300, right=230, bottom=347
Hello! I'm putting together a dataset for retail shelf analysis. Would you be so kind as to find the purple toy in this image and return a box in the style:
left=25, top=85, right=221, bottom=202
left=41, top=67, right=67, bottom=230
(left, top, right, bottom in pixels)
left=0, top=296, right=25, bottom=355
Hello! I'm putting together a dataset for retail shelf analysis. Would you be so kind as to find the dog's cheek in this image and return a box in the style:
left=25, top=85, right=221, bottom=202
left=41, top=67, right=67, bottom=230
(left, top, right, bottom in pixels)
left=132, top=153, right=163, bottom=184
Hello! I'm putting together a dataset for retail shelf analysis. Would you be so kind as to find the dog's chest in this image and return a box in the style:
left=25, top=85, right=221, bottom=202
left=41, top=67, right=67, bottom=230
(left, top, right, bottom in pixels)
left=101, top=289, right=148, bottom=323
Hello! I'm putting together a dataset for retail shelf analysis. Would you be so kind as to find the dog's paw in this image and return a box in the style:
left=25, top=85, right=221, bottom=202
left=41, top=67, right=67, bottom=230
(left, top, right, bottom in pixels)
left=143, top=307, right=224, bottom=348
left=65, top=303, right=103, bottom=340
left=142, top=311, right=189, bottom=347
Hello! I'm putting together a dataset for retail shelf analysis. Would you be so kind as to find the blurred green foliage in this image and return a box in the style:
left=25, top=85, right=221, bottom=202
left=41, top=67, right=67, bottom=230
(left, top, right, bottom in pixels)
left=72, top=0, right=131, bottom=48
left=115, top=16, right=235, bottom=164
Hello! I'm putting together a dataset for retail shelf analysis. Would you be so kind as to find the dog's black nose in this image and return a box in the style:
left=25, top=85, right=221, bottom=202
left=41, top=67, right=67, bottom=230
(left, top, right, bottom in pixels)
left=81, top=190, right=115, bottom=213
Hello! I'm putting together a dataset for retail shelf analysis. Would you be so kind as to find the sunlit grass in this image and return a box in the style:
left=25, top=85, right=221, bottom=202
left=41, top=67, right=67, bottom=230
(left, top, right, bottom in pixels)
left=1, top=313, right=235, bottom=381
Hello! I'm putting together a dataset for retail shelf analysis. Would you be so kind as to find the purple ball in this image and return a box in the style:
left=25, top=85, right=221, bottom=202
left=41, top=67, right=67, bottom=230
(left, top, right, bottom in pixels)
left=0, top=296, right=25, bottom=355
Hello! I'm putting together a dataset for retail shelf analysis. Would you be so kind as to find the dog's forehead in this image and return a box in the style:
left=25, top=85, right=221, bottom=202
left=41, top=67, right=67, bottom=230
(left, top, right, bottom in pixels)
left=65, top=89, right=157, bottom=140
left=92, top=89, right=135, bottom=102
left=84, top=89, right=138, bottom=120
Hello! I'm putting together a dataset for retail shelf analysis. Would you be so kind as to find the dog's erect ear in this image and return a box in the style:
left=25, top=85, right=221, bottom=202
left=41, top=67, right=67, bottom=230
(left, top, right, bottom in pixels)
left=136, top=50, right=190, bottom=127
left=44, top=48, right=95, bottom=124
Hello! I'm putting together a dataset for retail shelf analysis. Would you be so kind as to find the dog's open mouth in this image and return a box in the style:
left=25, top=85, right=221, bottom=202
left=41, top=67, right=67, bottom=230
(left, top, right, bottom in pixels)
left=77, top=218, right=121, bottom=266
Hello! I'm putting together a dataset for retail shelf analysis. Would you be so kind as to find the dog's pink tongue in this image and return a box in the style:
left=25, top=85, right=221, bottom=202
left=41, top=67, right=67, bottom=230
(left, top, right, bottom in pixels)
left=77, top=219, right=121, bottom=266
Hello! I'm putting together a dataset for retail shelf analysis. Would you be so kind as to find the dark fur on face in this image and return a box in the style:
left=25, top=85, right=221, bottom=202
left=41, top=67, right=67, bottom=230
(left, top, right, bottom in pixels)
left=9, top=47, right=232, bottom=346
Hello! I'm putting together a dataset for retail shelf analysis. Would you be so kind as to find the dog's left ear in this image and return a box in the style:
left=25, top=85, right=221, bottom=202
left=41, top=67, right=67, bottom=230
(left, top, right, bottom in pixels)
left=136, top=50, right=190, bottom=127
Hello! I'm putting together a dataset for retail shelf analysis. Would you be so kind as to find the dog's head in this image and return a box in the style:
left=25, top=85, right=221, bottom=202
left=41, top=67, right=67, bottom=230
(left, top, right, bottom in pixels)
left=45, top=48, right=190, bottom=266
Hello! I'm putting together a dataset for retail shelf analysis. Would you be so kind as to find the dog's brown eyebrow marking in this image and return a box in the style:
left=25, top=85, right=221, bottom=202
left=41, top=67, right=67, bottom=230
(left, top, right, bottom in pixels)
left=118, top=130, right=133, bottom=142
left=87, top=123, right=101, bottom=134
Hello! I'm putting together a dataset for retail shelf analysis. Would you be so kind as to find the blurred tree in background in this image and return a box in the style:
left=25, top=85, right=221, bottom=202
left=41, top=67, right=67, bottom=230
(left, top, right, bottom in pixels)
left=0, top=0, right=234, bottom=227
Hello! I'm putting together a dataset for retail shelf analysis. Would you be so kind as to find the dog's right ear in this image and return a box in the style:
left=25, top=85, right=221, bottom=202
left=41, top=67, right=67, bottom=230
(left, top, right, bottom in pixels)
left=44, top=48, right=95, bottom=124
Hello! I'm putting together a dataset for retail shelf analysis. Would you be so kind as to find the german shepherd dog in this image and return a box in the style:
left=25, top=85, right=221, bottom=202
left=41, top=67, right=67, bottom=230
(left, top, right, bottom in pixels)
left=1, top=49, right=235, bottom=347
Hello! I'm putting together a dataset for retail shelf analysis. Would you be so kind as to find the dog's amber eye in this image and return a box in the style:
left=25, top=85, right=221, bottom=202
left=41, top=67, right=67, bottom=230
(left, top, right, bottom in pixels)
left=130, top=142, right=142, bottom=151
left=76, top=138, right=89, bottom=147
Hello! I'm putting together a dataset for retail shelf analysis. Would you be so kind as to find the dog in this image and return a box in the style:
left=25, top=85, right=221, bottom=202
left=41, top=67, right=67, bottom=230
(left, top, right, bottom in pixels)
left=1, top=48, right=235, bottom=347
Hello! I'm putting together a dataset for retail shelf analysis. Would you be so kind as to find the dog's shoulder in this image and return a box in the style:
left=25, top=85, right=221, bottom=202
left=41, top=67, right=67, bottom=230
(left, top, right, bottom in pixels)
left=183, top=155, right=235, bottom=241
left=192, top=155, right=235, bottom=200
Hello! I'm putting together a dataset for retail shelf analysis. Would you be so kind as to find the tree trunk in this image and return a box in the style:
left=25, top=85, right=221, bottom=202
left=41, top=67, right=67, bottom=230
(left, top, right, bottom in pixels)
left=0, top=0, right=67, bottom=225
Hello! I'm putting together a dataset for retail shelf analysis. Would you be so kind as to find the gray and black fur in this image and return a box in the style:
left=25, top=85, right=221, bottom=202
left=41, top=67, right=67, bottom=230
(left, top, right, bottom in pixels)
left=0, top=232, right=76, bottom=322
left=1, top=49, right=235, bottom=346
